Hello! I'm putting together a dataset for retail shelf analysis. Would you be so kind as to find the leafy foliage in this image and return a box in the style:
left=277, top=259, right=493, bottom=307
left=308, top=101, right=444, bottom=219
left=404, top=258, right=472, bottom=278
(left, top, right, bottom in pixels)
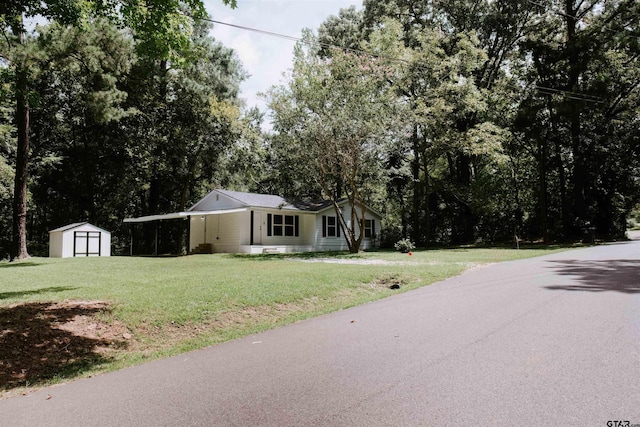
left=268, top=32, right=400, bottom=252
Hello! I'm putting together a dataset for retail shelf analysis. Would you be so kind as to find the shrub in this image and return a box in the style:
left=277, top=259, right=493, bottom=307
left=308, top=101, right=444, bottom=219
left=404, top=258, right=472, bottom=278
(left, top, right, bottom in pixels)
left=394, top=238, right=415, bottom=253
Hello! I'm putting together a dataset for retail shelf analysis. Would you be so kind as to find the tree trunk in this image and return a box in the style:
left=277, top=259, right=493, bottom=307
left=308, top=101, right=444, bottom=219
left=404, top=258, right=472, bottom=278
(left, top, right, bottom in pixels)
left=458, top=153, right=475, bottom=244
left=410, top=124, right=421, bottom=245
left=565, top=1, right=587, bottom=238
left=538, top=122, right=549, bottom=243
left=11, top=18, right=30, bottom=261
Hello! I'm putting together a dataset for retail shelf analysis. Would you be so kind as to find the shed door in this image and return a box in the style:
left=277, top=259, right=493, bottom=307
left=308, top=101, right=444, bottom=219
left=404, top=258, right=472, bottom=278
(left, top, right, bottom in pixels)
left=74, top=231, right=101, bottom=256
left=253, top=212, right=262, bottom=245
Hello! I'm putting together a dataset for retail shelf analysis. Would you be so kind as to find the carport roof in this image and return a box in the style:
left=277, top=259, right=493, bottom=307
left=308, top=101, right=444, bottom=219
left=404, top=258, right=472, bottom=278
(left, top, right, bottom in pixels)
left=123, top=208, right=248, bottom=223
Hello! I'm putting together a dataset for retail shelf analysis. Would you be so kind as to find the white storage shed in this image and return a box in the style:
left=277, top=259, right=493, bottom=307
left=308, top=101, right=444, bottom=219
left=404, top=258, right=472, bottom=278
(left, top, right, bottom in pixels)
left=49, top=222, right=111, bottom=258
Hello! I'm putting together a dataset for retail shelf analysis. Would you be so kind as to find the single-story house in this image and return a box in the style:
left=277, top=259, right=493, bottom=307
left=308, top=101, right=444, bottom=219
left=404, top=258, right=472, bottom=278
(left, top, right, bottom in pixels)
left=124, top=189, right=382, bottom=254
left=49, top=222, right=111, bottom=258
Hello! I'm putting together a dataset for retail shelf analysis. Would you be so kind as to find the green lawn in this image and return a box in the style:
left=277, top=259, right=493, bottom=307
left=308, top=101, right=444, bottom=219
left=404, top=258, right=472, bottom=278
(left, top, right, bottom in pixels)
left=0, top=246, right=569, bottom=395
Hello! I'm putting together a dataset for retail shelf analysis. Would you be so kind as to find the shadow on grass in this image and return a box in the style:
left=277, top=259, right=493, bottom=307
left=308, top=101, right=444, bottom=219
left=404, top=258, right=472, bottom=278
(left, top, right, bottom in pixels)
left=0, top=302, right=124, bottom=391
left=544, top=259, right=640, bottom=293
left=0, top=262, right=44, bottom=269
left=439, top=242, right=585, bottom=251
left=226, top=243, right=577, bottom=261
left=228, top=251, right=367, bottom=261
left=0, top=286, right=77, bottom=301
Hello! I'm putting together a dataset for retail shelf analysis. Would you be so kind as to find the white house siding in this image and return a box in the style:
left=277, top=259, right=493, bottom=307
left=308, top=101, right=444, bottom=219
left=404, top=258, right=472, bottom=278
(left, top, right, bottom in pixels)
left=190, top=191, right=244, bottom=211
left=190, top=212, right=244, bottom=253
left=260, top=210, right=314, bottom=247
left=314, top=204, right=380, bottom=251
left=185, top=198, right=380, bottom=254
left=189, top=216, right=205, bottom=251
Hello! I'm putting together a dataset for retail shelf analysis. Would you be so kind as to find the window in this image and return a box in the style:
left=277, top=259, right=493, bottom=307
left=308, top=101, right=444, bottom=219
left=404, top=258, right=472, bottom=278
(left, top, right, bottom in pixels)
left=364, top=219, right=375, bottom=238
left=322, top=216, right=340, bottom=238
left=285, top=215, right=295, bottom=236
left=267, top=214, right=299, bottom=237
left=273, top=214, right=283, bottom=236
left=327, top=216, right=336, bottom=237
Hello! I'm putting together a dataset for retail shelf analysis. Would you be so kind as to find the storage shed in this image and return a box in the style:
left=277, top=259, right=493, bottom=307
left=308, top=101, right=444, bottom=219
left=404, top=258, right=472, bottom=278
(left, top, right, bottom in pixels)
left=49, top=222, right=111, bottom=258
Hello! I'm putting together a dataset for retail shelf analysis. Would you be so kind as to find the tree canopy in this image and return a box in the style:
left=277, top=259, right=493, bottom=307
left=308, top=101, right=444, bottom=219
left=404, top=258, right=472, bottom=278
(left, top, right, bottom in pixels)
left=0, top=0, right=638, bottom=258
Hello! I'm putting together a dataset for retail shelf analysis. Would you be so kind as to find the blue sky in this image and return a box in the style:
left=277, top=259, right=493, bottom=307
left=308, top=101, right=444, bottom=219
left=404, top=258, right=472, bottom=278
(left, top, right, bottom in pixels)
left=204, top=0, right=363, bottom=121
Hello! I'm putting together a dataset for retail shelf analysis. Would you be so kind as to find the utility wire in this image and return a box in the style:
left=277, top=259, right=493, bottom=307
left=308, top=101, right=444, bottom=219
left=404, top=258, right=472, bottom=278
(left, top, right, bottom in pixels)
left=525, top=0, right=582, bottom=21
left=206, top=17, right=607, bottom=104
left=205, top=18, right=410, bottom=65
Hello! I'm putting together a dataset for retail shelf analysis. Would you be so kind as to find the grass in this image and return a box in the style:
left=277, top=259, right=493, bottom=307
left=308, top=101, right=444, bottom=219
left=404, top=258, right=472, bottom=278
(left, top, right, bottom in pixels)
left=0, top=245, right=571, bottom=395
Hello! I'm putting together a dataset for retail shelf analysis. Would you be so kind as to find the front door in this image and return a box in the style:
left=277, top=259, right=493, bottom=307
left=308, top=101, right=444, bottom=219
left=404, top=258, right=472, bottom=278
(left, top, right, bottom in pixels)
left=253, top=212, right=262, bottom=245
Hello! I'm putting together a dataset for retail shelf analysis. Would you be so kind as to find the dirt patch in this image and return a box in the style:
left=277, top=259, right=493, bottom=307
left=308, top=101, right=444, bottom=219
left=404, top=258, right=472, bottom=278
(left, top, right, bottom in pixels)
left=366, top=275, right=409, bottom=290
left=0, top=300, right=129, bottom=393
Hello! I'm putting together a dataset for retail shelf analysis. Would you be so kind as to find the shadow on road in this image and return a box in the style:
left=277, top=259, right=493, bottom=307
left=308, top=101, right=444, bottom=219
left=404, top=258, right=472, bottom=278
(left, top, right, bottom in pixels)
left=0, top=302, right=124, bottom=391
left=545, top=259, right=640, bottom=293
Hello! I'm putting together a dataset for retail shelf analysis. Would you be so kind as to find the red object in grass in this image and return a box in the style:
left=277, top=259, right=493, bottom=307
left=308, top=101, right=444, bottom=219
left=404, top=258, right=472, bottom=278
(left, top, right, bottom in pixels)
left=408, top=252, right=413, bottom=256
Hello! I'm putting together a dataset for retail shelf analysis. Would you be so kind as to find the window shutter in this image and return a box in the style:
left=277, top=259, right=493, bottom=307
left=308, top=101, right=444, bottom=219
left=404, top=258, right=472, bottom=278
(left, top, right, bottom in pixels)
left=267, top=214, right=272, bottom=236
left=337, top=218, right=340, bottom=237
left=372, top=220, right=376, bottom=238
left=322, top=216, right=326, bottom=237
left=295, top=215, right=299, bottom=237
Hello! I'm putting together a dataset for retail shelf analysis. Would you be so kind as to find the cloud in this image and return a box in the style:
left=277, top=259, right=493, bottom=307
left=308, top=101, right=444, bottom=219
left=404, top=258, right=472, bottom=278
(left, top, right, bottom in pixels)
left=229, top=33, right=261, bottom=74
left=205, top=0, right=363, bottom=122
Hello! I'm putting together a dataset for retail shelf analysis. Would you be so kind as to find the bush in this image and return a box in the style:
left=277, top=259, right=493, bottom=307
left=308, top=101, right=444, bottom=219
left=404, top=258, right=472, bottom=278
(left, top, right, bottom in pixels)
left=394, top=238, right=415, bottom=253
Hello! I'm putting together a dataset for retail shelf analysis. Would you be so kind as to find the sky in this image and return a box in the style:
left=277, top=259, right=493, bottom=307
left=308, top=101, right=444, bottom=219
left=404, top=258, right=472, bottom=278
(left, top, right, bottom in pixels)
left=204, top=0, right=363, bottom=121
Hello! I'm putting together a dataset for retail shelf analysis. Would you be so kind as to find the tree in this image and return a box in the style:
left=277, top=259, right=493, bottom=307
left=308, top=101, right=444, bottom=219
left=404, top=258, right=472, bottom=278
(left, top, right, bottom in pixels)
left=120, top=18, right=245, bottom=218
left=0, top=0, right=236, bottom=260
left=25, top=20, right=136, bottom=248
left=17, top=17, right=246, bottom=255
left=0, top=88, right=15, bottom=259
left=516, top=0, right=640, bottom=240
left=268, top=33, right=399, bottom=252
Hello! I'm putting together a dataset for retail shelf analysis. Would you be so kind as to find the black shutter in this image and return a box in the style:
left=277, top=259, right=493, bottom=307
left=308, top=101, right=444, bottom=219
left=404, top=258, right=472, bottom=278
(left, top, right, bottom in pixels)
left=294, top=215, right=299, bottom=237
left=250, top=211, right=254, bottom=245
left=337, top=217, right=340, bottom=237
left=267, top=213, right=272, bottom=236
left=372, top=219, right=376, bottom=238
left=322, top=216, right=326, bottom=237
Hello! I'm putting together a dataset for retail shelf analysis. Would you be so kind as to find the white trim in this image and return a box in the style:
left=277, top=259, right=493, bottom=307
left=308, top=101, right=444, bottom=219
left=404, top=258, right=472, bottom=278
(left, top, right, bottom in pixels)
left=123, top=208, right=248, bottom=223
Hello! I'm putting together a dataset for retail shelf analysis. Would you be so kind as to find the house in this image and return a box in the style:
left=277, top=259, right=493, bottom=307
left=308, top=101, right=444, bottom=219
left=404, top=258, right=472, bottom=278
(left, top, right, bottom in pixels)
left=49, top=222, right=111, bottom=258
left=123, top=189, right=382, bottom=254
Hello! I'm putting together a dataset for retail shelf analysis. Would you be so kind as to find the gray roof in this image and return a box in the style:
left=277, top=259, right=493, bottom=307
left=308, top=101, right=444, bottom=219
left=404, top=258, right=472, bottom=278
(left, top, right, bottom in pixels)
left=217, top=190, right=341, bottom=212
left=217, top=189, right=298, bottom=210
left=291, top=199, right=335, bottom=212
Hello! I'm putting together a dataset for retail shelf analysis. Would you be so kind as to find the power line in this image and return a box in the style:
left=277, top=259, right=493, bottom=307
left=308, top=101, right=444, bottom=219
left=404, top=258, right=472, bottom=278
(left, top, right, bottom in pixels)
left=535, top=85, right=606, bottom=104
left=206, top=19, right=301, bottom=43
left=205, top=17, right=606, bottom=104
left=525, top=0, right=582, bottom=21
left=205, top=18, right=411, bottom=66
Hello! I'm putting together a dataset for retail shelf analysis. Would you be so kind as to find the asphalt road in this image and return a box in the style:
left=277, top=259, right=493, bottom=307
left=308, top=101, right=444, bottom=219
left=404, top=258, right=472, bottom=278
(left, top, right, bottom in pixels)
left=2, top=240, right=640, bottom=426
